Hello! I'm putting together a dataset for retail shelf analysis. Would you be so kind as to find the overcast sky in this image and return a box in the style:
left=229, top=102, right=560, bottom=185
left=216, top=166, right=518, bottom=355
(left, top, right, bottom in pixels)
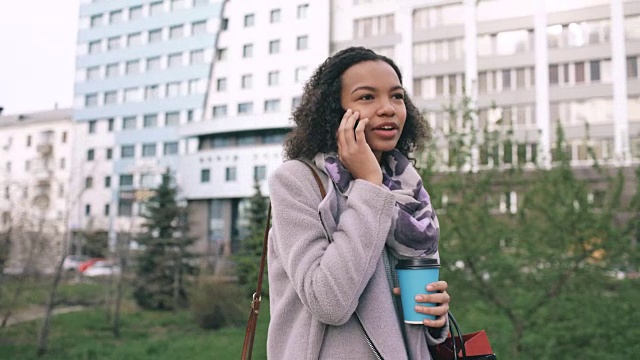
left=0, top=0, right=80, bottom=115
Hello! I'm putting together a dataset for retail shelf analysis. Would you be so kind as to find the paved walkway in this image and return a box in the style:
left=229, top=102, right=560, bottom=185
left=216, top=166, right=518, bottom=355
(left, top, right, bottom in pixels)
left=3, top=305, right=86, bottom=327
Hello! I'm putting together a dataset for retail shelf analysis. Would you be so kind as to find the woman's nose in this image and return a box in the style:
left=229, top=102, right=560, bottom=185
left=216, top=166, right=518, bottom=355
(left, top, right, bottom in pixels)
left=376, top=99, right=396, bottom=117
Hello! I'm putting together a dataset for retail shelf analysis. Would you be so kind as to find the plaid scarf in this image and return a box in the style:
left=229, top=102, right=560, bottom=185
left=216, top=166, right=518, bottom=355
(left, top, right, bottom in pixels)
left=313, top=150, right=439, bottom=258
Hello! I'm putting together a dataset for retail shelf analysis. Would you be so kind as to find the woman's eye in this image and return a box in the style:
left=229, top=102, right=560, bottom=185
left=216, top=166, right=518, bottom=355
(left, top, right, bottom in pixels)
left=392, top=93, right=405, bottom=100
left=359, top=94, right=374, bottom=100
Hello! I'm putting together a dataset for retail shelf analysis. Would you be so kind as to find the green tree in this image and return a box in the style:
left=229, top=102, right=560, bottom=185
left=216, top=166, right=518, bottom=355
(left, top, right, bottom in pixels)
left=234, top=180, right=269, bottom=297
left=133, top=171, right=197, bottom=310
left=420, top=97, right=639, bottom=359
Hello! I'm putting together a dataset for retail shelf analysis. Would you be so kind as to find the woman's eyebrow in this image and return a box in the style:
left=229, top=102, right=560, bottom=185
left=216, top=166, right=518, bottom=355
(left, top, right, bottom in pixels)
left=350, top=85, right=404, bottom=94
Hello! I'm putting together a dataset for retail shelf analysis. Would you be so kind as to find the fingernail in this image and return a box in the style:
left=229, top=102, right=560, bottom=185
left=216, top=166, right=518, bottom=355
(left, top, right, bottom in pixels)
left=415, top=295, right=422, bottom=301
left=426, top=285, right=434, bottom=291
left=414, top=305, right=421, bottom=311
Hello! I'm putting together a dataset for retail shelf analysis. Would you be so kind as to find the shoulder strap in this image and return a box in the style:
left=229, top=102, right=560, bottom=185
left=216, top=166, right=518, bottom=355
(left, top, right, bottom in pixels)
left=241, top=160, right=325, bottom=360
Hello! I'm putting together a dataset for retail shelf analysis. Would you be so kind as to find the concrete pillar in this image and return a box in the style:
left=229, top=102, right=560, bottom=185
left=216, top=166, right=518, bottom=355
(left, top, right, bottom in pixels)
left=534, top=0, right=551, bottom=168
left=611, top=0, right=630, bottom=165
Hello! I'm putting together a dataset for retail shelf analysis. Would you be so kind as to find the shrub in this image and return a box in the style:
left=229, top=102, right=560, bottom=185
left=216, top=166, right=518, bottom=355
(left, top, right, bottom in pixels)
left=190, top=278, right=246, bottom=330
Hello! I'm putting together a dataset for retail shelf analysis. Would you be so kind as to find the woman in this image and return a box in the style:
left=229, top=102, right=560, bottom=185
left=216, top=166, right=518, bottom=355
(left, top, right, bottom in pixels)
left=267, top=47, right=450, bottom=359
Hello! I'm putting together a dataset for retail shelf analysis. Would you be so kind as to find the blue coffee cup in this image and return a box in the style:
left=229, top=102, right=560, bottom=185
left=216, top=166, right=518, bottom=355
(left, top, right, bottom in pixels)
left=396, top=258, right=440, bottom=324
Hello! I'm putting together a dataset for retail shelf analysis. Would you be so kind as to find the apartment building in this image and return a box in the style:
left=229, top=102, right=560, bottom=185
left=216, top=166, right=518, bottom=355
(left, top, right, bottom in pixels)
left=0, top=108, right=75, bottom=272
left=72, top=0, right=225, bottom=246
left=334, top=0, right=640, bottom=168
left=179, top=0, right=330, bottom=257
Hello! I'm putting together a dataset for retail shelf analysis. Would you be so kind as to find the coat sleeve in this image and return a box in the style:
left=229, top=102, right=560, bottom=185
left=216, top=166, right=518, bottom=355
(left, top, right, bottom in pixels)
left=268, top=163, right=396, bottom=326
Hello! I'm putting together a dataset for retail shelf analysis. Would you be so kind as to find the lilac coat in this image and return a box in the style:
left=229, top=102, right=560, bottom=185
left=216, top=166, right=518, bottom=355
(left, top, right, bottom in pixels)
left=267, top=160, right=447, bottom=359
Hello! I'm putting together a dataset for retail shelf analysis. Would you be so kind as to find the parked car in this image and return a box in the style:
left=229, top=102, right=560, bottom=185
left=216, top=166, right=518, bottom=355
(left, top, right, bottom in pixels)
left=78, top=258, right=104, bottom=273
left=83, top=261, right=121, bottom=277
left=62, top=255, right=91, bottom=272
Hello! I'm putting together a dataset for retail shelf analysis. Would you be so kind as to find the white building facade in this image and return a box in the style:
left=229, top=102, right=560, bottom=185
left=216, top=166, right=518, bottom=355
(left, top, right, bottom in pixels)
left=0, top=109, right=75, bottom=272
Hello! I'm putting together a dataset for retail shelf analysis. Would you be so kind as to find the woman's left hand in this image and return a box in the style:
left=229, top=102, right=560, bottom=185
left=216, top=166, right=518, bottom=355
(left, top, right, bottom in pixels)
left=393, top=281, right=450, bottom=328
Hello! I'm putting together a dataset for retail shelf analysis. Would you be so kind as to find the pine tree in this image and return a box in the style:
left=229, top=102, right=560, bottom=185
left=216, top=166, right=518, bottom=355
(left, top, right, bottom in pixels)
left=133, top=171, right=197, bottom=310
left=234, top=179, right=269, bottom=297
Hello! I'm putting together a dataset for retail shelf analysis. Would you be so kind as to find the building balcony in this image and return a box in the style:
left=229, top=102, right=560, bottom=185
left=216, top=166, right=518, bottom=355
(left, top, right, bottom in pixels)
left=37, top=143, right=53, bottom=156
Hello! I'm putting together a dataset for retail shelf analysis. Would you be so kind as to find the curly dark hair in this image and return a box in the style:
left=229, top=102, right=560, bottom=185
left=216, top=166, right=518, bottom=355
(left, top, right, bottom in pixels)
left=284, top=46, right=430, bottom=161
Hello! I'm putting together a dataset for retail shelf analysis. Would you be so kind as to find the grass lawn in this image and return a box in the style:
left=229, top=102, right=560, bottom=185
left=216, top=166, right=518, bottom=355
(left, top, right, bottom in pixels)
left=0, top=299, right=270, bottom=360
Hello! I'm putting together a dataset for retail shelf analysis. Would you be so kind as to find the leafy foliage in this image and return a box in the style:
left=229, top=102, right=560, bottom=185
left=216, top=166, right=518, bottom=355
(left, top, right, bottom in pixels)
left=234, top=181, right=270, bottom=297
left=133, top=171, right=198, bottom=310
left=190, top=278, right=246, bottom=330
left=420, top=97, right=639, bottom=358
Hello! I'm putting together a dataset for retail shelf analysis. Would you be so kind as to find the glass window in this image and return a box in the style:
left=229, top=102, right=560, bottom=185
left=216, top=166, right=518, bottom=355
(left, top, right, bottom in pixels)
left=105, top=176, right=111, bottom=188
left=294, top=66, right=307, bottom=83
left=85, top=177, right=93, bottom=189
left=122, top=116, right=137, bottom=130
left=254, top=165, right=266, bottom=181
left=625, top=15, right=640, bottom=40
left=144, top=114, right=158, bottom=128
left=118, top=200, right=133, bottom=217
left=216, top=78, right=227, bottom=91
left=549, top=64, right=559, bottom=85
left=216, top=48, right=227, bottom=61
left=104, top=91, right=117, bottom=105
left=121, top=146, right=135, bottom=158
left=149, top=28, right=163, bottom=43
left=107, top=36, right=121, bottom=50
left=171, top=0, right=185, bottom=11
left=244, top=14, right=255, bottom=27
left=296, top=35, right=308, bottom=50
left=166, top=81, right=181, bottom=97
left=575, top=62, right=585, bottom=83
left=187, top=79, right=201, bottom=94
left=201, top=169, right=210, bottom=183
left=150, top=1, right=164, bottom=16
left=106, top=147, right=113, bottom=159
left=129, top=6, right=143, bottom=20
left=127, top=32, right=142, bottom=47
left=269, top=39, right=280, bottom=54
left=264, top=99, right=280, bottom=113
left=495, top=30, right=529, bottom=55
left=516, top=68, right=526, bottom=89
left=590, top=60, right=601, bottom=82
left=88, top=40, right=101, bottom=54
left=165, top=111, right=180, bottom=126
left=109, top=10, right=123, bottom=24
left=164, top=142, right=178, bottom=155
left=187, top=109, right=194, bottom=122
left=87, top=66, right=100, bottom=80
left=225, top=167, right=237, bottom=181
left=108, top=118, right=114, bottom=132
left=268, top=71, right=279, bottom=86
left=169, top=25, right=184, bottom=39
left=145, top=84, right=160, bottom=100
left=120, top=174, right=134, bottom=186
left=243, top=43, right=253, bottom=58
left=241, top=74, right=252, bottom=89
left=146, top=56, right=161, bottom=71
left=142, top=143, right=157, bottom=157
left=190, top=49, right=204, bottom=64
left=85, top=93, right=98, bottom=107
left=168, top=53, right=183, bottom=67
left=85, top=204, right=91, bottom=216
left=90, top=14, right=103, bottom=28
left=270, top=9, right=281, bottom=23
left=126, top=60, right=140, bottom=74
left=192, top=20, right=207, bottom=35
left=87, top=148, right=95, bottom=160
left=212, top=105, right=227, bottom=118
left=297, top=4, right=309, bottom=19
left=628, top=57, right=639, bottom=79
left=105, top=63, right=118, bottom=78
left=238, top=102, right=253, bottom=114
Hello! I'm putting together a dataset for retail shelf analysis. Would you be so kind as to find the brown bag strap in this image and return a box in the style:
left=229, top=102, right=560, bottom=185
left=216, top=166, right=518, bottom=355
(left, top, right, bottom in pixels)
left=241, top=161, right=325, bottom=360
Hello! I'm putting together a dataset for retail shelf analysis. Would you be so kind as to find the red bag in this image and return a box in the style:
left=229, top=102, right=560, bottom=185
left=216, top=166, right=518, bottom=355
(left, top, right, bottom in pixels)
left=430, top=313, right=497, bottom=360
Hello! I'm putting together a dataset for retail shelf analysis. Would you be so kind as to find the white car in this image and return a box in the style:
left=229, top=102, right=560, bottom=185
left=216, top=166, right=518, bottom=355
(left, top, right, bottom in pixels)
left=63, top=255, right=90, bottom=271
left=82, top=261, right=121, bottom=277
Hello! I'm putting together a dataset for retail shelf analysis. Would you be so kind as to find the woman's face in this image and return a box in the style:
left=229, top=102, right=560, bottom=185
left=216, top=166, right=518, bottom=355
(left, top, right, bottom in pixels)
left=340, top=60, right=407, bottom=161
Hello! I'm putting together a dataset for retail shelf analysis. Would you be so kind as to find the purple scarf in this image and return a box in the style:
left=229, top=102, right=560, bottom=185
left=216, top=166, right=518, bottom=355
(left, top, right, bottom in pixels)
left=313, top=150, right=439, bottom=257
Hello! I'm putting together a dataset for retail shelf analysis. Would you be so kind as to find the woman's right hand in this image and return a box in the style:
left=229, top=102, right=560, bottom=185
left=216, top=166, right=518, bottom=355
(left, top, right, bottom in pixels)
left=337, top=109, right=382, bottom=186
